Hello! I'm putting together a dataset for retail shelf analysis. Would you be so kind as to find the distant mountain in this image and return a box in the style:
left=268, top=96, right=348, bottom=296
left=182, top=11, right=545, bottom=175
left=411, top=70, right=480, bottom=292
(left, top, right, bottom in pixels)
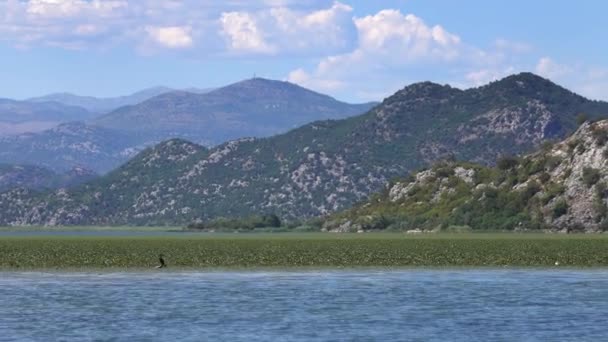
left=2, top=73, right=608, bottom=226
left=0, top=164, right=96, bottom=192
left=0, top=122, right=144, bottom=173
left=28, top=87, right=212, bottom=114
left=93, top=78, right=378, bottom=145
left=0, top=79, right=375, bottom=172
left=0, top=99, right=93, bottom=135
left=323, top=120, right=608, bottom=233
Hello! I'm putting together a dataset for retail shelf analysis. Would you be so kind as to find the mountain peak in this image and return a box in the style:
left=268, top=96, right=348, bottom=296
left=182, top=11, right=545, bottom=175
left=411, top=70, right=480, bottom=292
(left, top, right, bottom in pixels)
left=384, top=81, right=461, bottom=104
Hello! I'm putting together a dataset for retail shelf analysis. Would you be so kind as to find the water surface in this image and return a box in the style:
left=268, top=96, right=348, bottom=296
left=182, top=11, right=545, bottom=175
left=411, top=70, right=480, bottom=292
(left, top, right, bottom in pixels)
left=1, top=270, right=607, bottom=341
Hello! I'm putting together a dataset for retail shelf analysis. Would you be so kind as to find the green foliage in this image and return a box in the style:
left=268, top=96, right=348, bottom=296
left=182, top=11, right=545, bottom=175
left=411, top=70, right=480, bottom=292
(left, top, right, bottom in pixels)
left=567, top=139, right=581, bottom=153
left=553, top=199, right=568, bottom=218
left=3, top=234, right=608, bottom=268
left=497, top=155, right=519, bottom=170
left=592, top=126, right=608, bottom=146
left=538, top=172, right=551, bottom=184
left=576, top=113, right=589, bottom=125
left=188, top=214, right=282, bottom=231
left=582, top=167, right=601, bottom=187
left=593, top=195, right=607, bottom=223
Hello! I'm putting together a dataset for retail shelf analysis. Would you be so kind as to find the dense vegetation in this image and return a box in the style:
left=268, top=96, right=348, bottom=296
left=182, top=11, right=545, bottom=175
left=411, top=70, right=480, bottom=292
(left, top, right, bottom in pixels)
left=2, top=234, right=608, bottom=268
left=187, top=214, right=283, bottom=231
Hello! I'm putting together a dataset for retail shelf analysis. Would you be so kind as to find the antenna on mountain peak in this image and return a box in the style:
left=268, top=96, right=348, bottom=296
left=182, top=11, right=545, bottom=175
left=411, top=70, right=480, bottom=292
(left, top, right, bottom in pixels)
left=253, top=73, right=257, bottom=79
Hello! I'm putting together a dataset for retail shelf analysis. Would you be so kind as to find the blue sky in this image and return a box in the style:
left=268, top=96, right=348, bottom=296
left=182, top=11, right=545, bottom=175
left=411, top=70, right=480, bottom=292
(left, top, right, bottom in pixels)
left=0, top=0, right=606, bottom=102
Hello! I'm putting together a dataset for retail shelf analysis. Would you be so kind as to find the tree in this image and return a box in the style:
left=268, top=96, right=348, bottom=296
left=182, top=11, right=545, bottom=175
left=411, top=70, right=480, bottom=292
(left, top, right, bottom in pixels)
left=576, top=113, right=589, bottom=126
left=261, top=214, right=281, bottom=227
left=497, top=155, right=519, bottom=170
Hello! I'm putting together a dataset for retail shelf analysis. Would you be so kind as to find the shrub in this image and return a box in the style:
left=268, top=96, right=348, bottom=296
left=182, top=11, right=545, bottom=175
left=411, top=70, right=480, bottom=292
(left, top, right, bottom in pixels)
left=434, top=165, right=455, bottom=178
left=597, top=182, right=608, bottom=198
left=592, top=126, right=608, bottom=146
left=576, top=144, right=586, bottom=154
left=544, top=156, right=562, bottom=170
left=582, top=167, right=601, bottom=187
left=567, top=139, right=580, bottom=153
left=538, top=172, right=551, bottom=184
left=541, top=140, right=555, bottom=152
left=594, top=196, right=607, bottom=223
left=553, top=199, right=568, bottom=217
left=497, top=155, right=519, bottom=170
left=576, top=113, right=589, bottom=125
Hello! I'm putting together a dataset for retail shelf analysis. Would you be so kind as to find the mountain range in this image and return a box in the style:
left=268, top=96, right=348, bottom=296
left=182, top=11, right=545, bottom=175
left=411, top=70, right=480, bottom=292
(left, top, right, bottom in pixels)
left=0, top=99, right=94, bottom=136
left=92, top=78, right=377, bottom=145
left=27, top=86, right=212, bottom=114
left=1, top=72, right=607, bottom=226
left=0, top=79, right=376, bottom=173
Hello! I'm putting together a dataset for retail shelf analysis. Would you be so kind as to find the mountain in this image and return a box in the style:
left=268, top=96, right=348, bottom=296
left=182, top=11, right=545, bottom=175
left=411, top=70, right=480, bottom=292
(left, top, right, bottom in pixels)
left=0, top=164, right=96, bottom=192
left=2, top=73, right=608, bottom=226
left=92, top=78, right=378, bottom=145
left=0, top=122, right=144, bottom=173
left=27, top=87, right=212, bottom=114
left=323, top=120, right=608, bottom=233
left=0, top=99, right=93, bottom=135
left=0, top=79, right=376, bottom=172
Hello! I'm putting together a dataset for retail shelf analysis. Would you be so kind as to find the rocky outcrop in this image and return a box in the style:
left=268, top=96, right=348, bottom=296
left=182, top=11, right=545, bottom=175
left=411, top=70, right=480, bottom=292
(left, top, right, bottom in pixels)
left=325, top=121, right=608, bottom=232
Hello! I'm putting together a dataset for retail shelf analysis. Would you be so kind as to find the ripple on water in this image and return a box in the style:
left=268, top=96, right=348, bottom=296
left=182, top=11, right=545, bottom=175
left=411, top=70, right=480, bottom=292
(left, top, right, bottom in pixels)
left=1, top=269, right=608, bottom=341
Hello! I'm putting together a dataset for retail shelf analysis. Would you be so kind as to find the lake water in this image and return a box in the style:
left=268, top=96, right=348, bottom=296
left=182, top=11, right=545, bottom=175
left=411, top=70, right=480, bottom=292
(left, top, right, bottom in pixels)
left=1, top=270, right=608, bottom=341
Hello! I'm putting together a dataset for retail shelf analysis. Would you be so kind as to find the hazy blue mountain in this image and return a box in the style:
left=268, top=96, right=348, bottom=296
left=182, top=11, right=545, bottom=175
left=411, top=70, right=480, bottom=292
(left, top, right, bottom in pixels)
left=93, top=78, right=378, bottom=145
left=0, top=79, right=376, bottom=172
left=0, top=164, right=96, bottom=192
left=0, top=99, right=93, bottom=135
left=28, top=87, right=212, bottom=114
left=0, top=122, right=144, bottom=173
left=2, top=73, right=608, bottom=226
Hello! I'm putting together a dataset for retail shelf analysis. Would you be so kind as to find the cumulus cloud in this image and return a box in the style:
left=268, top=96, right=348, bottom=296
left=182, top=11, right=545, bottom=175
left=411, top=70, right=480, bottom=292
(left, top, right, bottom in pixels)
left=0, top=0, right=356, bottom=56
left=219, top=1, right=355, bottom=55
left=287, top=10, right=469, bottom=96
left=220, top=12, right=274, bottom=54
left=146, top=26, right=193, bottom=49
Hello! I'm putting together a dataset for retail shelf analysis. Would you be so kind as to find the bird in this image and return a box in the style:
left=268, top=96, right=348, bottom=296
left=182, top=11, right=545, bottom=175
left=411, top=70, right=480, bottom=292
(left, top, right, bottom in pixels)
left=156, top=254, right=167, bottom=268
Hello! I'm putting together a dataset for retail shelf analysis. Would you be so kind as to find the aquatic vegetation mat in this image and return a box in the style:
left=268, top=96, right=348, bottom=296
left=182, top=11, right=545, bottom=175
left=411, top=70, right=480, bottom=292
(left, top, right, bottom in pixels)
left=1, top=234, right=608, bottom=269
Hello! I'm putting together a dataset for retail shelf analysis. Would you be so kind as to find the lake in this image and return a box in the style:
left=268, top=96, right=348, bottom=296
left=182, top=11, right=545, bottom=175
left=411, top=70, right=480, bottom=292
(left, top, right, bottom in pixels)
left=1, top=270, right=607, bottom=341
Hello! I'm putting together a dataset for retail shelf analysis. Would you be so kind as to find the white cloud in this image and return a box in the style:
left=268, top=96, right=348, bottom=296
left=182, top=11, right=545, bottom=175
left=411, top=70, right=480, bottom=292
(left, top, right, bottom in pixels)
left=535, top=57, right=572, bottom=79
left=146, top=26, right=193, bottom=49
left=287, top=10, right=468, bottom=95
left=0, top=0, right=355, bottom=56
left=26, top=0, right=128, bottom=18
left=219, top=1, right=355, bottom=56
left=533, top=57, right=608, bottom=101
left=220, top=12, right=274, bottom=54
left=465, top=67, right=516, bottom=86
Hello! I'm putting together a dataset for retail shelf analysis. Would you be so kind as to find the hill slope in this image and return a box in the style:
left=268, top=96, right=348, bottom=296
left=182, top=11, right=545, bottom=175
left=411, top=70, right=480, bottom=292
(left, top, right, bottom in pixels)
left=0, top=99, right=93, bottom=135
left=0, top=122, right=144, bottom=173
left=0, top=164, right=96, bottom=192
left=0, top=79, right=374, bottom=172
left=1, top=73, right=608, bottom=226
left=324, top=120, right=608, bottom=232
left=93, top=78, right=377, bottom=145
left=27, top=87, right=211, bottom=114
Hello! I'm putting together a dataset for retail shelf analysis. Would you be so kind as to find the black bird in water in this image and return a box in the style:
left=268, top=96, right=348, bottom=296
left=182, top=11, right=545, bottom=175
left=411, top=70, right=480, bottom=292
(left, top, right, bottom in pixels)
left=156, top=254, right=167, bottom=268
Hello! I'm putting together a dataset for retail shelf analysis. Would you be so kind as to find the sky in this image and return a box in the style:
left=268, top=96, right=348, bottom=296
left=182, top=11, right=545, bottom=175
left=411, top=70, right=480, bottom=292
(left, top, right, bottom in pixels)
left=0, top=0, right=607, bottom=103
